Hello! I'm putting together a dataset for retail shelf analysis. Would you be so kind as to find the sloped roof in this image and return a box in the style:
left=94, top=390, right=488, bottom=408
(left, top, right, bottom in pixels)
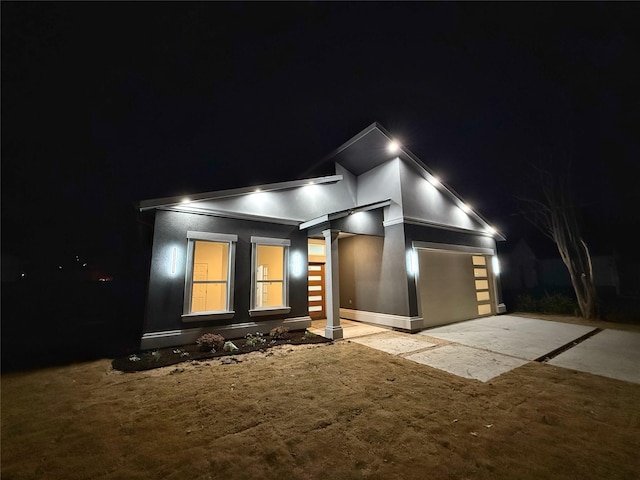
left=139, top=122, right=505, bottom=240
left=317, top=122, right=505, bottom=240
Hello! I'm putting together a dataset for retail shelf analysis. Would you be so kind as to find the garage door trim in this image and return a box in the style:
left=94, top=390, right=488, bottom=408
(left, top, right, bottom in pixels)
left=412, top=241, right=494, bottom=256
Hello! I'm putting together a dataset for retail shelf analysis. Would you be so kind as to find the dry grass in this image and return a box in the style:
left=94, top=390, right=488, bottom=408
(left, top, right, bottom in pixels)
left=2, top=340, right=640, bottom=480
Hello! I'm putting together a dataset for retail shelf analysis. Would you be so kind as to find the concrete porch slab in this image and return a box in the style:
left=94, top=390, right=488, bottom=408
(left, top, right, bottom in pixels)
left=309, top=319, right=389, bottom=339
left=548, top=329, right=640, bottom=384
left=350, top=334, right=436, bottom=355
left=406, top=345, right=529, bottom=382
left=420, top=315, right=594, bottom=361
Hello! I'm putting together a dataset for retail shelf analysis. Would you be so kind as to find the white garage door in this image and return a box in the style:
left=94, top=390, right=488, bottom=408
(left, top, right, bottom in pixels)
left=417, top=249, right=494, bottom=328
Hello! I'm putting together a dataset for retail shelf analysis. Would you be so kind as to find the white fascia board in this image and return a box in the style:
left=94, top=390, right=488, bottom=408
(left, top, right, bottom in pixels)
left=139, top=174, right=343, bottom=211
left=299, top=199, right=391, bottom=230
left=392, top=216, right=503, bottom=239
left=397, top=149, right=505, bottom=240
left=161, top=205, right=302, bottom=226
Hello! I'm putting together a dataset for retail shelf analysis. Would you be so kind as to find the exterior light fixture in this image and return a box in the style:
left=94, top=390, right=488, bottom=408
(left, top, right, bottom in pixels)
left=486, top=226, right=496, bottom=235
left=291, top=251, right=303, bottom=277
left=181, top=197, right=191, bottom=204
left=428, top=176, right=441, bottom=187
left=406, top=249, right=418, bottom=276
left=170, top=247, right=177, bottom=274
left=387, top=141, right=400, bottom=153
left=461, top=203, right=471, bottom=213
left=254, top=188, right=262, bottom=193
left=492, top=256, right=501, bottom=275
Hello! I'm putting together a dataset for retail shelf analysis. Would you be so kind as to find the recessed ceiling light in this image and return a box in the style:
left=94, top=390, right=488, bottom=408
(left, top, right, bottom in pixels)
left=387, top=141, right=400, bottom=153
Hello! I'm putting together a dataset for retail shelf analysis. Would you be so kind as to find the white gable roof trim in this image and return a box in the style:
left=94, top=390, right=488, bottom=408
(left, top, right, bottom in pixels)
left=157, top=205, right=303, bottom=226
left=299, top=199, right=392, bottom=231
left=319, top=122, right=505, bottom=241
left=139, top=174, right=343, bottom=212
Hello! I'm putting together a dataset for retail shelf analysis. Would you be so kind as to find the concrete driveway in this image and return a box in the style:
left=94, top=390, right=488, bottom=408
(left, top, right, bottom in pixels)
left=334, top=315, right=640, bottom=384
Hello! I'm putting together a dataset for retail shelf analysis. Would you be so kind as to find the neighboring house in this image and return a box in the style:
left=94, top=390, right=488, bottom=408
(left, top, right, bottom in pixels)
left=139, top=123, right=506, bottom=349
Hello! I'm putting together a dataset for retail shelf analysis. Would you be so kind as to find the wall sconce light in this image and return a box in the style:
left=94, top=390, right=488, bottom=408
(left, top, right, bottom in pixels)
left=170, top=247, right=178, bottom=274
left=492, top=256, right=501, bottom=276
left=406, top=249, right=418, bottom=276
left=291, top=251, right=303, bottom=277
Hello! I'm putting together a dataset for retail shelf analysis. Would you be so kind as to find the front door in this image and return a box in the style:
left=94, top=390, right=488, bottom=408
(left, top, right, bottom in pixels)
left=308, top=263, right=326, bottom=319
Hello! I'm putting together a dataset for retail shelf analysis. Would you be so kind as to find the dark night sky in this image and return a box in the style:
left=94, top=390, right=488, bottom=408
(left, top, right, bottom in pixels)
left=2, top=2, right=639, bottom=272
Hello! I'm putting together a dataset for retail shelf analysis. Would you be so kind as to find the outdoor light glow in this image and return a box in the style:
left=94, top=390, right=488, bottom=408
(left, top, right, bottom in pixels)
left=492, top=256, right=501, bottom=276
left=461, top=203, right=471, bottom=213
left=170, top=247, right=178, bottom=274
left=486, top=225, right=496, bottom=235
left=429, top=176, right=441, bottom=187
left=406, top=249, right=418, bottom=276
left=181, top=197, right=191, bottom=204
left=387, top=141, right=400, bottom=153
left=254, top=188, right=262, bottom=193
left=291, top=251, right=303, bottom=277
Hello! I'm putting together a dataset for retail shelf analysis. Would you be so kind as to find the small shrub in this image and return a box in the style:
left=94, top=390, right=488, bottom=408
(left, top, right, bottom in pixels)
left=244, top=332, right=267, bottom=349
left=515, top=293, right=539, bottom=312
left=196, top=333, right=225, bottom=352
left=538, top=292, right=577, bottom=315
left=128, top=354, right=141, bottom=362
left=301, top=330, right=316, bottom=341
left=223, top=341, right=239, bottom=352
left=151, top=350, right=162, bottom=362
left=269, top=325, right=289, bottom=340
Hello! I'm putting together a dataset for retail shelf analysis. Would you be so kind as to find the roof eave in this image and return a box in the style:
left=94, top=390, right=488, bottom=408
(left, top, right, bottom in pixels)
left=139, top=174, right=343, bottom=212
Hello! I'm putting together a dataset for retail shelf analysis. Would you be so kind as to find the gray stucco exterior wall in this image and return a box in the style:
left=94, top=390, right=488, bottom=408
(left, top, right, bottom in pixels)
left=338, top=224, right=411, bottom=317
left=144, top=210, right=309, bottom=336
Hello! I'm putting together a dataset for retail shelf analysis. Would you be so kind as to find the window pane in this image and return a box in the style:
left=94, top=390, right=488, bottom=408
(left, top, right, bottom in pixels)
left=256, top=245, right=284, bottom=281
left=474, top=268, right=487, bottom=278
left=193, top=241, right=228, bottom=281
left=472, top=255, right=486, bottom=266
left=476, top=291, right=491, bottom=302
left=256, top=281, right=283, bottom=307
left=191, top=283, right=227, bottom=312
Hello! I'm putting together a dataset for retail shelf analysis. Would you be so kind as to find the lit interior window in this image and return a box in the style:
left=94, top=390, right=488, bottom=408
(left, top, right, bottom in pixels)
left=255, top=245, right=285, bottom=308
left=191, top=241, right=229, bottom=313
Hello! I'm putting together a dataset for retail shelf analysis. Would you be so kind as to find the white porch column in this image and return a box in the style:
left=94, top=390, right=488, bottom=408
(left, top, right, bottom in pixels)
left=323, top=228, right=343, bottom=340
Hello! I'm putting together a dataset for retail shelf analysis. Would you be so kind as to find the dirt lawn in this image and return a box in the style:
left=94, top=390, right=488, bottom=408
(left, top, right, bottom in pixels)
left=2, top=329, right=640, bottom=479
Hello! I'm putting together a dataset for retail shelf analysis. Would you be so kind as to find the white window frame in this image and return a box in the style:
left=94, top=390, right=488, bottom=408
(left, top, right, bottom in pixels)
left=249, top=236, right=291, bottom=317
left=182, top=231, right=237, bottom=322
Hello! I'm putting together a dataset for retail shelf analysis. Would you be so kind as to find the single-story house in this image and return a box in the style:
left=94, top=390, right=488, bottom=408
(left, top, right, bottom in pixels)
left=139, top=123, right=506, bottom=349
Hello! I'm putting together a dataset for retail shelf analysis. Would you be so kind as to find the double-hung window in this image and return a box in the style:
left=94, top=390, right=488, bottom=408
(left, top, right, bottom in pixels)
left=249, top=236, right=291, bottom=317
left=182, top=231, right=237, bottom=321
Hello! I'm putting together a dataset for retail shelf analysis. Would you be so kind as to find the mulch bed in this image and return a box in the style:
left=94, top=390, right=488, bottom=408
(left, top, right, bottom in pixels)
left=112, top=330, right=332, bottom=373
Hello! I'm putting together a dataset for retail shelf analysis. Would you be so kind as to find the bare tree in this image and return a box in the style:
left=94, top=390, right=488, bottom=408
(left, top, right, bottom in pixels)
left=519, top=167, right=599, bottom=319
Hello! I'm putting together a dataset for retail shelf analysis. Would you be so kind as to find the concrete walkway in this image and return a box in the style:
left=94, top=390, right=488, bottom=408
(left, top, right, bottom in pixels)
left=310, top=316, right=640, bottom=384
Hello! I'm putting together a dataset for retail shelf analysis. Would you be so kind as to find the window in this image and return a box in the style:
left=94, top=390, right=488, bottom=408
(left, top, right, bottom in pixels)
left=250, top=236, right=291, bottom=316
left=183, top=231, right=237, bottom=321
left=472, top=255, right=493, bottom=316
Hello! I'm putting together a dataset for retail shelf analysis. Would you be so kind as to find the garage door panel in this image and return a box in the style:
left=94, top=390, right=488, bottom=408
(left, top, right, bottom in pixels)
left=418, top=250, right=492, bottom=328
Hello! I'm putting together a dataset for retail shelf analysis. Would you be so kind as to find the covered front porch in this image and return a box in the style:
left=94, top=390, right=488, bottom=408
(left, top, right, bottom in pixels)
left=308, top=318, right=390, bottom=340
